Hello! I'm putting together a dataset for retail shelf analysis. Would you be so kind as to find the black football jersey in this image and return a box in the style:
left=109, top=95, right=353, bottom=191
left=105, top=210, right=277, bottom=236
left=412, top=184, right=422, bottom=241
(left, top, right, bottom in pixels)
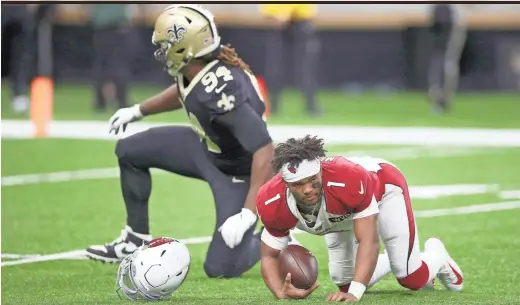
left=176, top=60, right=271, bottom=176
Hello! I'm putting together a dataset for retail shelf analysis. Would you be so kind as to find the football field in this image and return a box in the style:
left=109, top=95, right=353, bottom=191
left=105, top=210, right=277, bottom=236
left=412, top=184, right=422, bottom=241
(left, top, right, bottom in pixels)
left=2, top=86, right=520, bottom=304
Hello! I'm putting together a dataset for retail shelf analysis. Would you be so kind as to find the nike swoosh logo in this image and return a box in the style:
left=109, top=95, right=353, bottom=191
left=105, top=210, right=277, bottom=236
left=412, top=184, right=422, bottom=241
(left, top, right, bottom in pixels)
left=114, top=243, right=136, bottom=256
left=232, top=177, right=245, bottom=183
left=121, top=246, right=135, bottom=255
left=215, top=84, right=227, bottom=94
left=449, top=264, right=463, bottom=285
left=359, top=181, right=365, bottom=194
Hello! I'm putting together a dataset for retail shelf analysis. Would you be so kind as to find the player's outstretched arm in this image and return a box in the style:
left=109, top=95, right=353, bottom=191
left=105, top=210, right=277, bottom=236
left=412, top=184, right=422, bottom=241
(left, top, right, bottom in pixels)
left=213, top=101, right=275, bottom=215
left=261, top=241, right=285, bottom=298
left=334, top=164, right=381, bottom=301
left=243, top=143, right=275, bottom=212
left=350, top=213, right=380, bottom=301
left=214, top=101, right=275, bottom=248
left=109, top=84, right=183, bottom=134
left=139, top=83, right=183, bottom=116
left=260, top=241, right=319, bottom=299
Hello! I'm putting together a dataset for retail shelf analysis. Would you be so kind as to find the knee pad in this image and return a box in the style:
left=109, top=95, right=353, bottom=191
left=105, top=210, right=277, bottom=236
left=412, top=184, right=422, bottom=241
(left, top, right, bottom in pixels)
left=397, top=262, right=429, bottom=291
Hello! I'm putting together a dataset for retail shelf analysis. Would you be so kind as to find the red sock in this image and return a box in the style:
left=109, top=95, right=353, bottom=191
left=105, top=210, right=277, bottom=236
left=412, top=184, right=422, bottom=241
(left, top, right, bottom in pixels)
left=397, top=261, right=430, bottom=291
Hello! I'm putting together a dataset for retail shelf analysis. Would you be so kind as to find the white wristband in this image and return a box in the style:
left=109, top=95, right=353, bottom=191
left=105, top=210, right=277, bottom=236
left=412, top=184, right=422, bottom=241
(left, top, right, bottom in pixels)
left=132, top=104, right=144, bottom=118
left=348, top=281, right=366, bottom=300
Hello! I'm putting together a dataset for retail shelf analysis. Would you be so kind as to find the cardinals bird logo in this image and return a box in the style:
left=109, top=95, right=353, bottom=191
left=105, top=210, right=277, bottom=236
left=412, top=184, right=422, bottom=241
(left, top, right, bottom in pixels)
left=288, top=166, right=297, bottom=174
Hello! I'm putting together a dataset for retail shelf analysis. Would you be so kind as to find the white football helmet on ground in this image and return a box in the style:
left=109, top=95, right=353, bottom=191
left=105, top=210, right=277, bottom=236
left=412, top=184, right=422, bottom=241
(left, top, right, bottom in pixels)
left=116, top=237, right=191, bottom=300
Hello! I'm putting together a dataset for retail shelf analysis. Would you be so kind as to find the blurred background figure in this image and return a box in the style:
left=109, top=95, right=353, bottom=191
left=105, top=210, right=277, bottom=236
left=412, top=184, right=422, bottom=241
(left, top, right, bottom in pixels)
left=427, top=2, right=468, bottom=114
left=1, top=4, right=38, bottom=113
left=259, top=3, right=322, bottom=117
left=89, top=4, right=139, bottom=112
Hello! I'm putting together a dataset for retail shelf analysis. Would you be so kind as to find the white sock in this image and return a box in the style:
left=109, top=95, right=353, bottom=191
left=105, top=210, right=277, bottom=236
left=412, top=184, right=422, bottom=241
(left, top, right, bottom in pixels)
left=420, top=250, right=445, bottom=282
left=368, top=252, right=392, bottom=288
left=126, top=225, right=152, bottom=240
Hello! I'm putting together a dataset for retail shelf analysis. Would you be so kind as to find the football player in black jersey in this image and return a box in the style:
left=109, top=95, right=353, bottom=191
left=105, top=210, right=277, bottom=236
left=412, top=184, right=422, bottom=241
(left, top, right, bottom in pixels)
left=86, top=4, right=275, bottom=279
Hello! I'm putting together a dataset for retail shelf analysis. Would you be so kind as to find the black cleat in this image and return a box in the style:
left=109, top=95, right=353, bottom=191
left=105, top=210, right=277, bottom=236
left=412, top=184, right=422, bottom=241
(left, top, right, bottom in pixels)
left=86, top=226, right=151, bottom=263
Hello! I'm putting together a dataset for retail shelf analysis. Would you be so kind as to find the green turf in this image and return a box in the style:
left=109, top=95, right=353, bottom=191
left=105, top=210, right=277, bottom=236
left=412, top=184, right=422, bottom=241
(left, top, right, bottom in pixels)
left=2, top=82, right=520, bottom=128
left=2, top=138, right=520, bottom=304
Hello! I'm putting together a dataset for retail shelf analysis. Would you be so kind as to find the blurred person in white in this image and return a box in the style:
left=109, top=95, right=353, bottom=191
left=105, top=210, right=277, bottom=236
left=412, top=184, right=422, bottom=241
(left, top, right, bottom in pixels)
left=89, top=4, right=140, bottom=112
left=427, top=2, right=468, bottom=114
left=259, top=4, right=322, bottom=117
left=1, top=4, right=38, bottom=113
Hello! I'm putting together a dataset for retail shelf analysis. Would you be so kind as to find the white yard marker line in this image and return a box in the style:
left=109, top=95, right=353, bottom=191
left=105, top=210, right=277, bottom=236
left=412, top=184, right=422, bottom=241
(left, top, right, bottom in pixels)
left=3, top=200, right=520, bottom=267
left=1, top=168, right=168, bottom=186
left=1, top=146, right=502, bottom=187
left=3, top=119, right=520, bottom=146
left=499, top=190, right=520, bottom=200
left=335, top=146, right=488, bottom=161
left=409, top=184, right=500, bottom=200
left=0, top=167, right=509, bottom=201
left=413, top=200, right=520, bottom=217
left=1, top=253, right=41, bottom=259
left=1, top=250, right=89, bottom=267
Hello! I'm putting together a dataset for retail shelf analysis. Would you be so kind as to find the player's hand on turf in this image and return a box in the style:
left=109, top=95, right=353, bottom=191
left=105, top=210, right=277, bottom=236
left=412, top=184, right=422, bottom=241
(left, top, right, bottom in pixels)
left=279, top=273, right=319, bottom=299
left=326, top=291, right=359, bottom=302
left=218, top=208, right=257, bottom=248
left=109, top=105, right=144, bottom=135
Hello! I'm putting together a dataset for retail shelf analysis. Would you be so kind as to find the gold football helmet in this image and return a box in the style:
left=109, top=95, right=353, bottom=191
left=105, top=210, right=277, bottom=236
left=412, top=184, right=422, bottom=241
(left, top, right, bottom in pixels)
left=152, top=4, right=222, bottom=76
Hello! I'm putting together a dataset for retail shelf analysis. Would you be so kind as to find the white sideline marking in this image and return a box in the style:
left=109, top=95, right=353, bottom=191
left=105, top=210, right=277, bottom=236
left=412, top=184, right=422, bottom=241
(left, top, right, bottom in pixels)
left=1, top=253, right=41, bottom=259
left=1, top=167, right=168, bottom=186
left=500, top=190, right=520, bottom=200
left=3, top=119, right=520, bottom=147
left=1, top=250, right=90, bottom=266
left=0, top=167, right=508, bottom=201
left=413, top=200, right=520, bottom=217
left=408, top=184, right=500, bottom=199
left=3, top=200, right=520, bottom=267
left=0, top=145, right=501, bottom=187
left=339, top=146, right=500, bottom=161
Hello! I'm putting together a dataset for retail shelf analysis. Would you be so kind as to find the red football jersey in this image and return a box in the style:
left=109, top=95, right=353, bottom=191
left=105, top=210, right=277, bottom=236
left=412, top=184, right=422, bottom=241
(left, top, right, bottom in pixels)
left=257, top=156, right=386, bottom=238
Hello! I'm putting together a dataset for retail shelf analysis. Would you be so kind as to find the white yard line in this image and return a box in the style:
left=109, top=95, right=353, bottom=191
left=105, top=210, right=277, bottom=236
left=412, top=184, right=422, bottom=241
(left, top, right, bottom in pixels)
left=499, top=190, right=520, bottom=200
left=1, top=167, right=168, bottom=186
left=3, top=200, right=520, bottom=267
left=1, top=253, right=41, bottom=259
left=1, top=145, right=502, bottom=187
left=2, top=167, right=120, bottom=186
left=0, top=167, right=511, bottom=202
left=1, top=250, right=90, bottom=267
left=3, top=119, right=520, bottom=146
left=413, top=200, right=520, bottom=217
left=408, top=184, right=500, bottom=200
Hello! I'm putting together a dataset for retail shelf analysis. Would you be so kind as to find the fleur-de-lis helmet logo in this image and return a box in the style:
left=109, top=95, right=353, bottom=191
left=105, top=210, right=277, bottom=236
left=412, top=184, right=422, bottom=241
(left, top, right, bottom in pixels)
left=167, top=24, right=187, bottom=43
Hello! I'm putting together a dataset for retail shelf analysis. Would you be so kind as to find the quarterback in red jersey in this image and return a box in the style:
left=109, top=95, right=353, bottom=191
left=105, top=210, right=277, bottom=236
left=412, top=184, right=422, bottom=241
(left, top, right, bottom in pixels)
left=256, top=136, right=464, bottom=302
